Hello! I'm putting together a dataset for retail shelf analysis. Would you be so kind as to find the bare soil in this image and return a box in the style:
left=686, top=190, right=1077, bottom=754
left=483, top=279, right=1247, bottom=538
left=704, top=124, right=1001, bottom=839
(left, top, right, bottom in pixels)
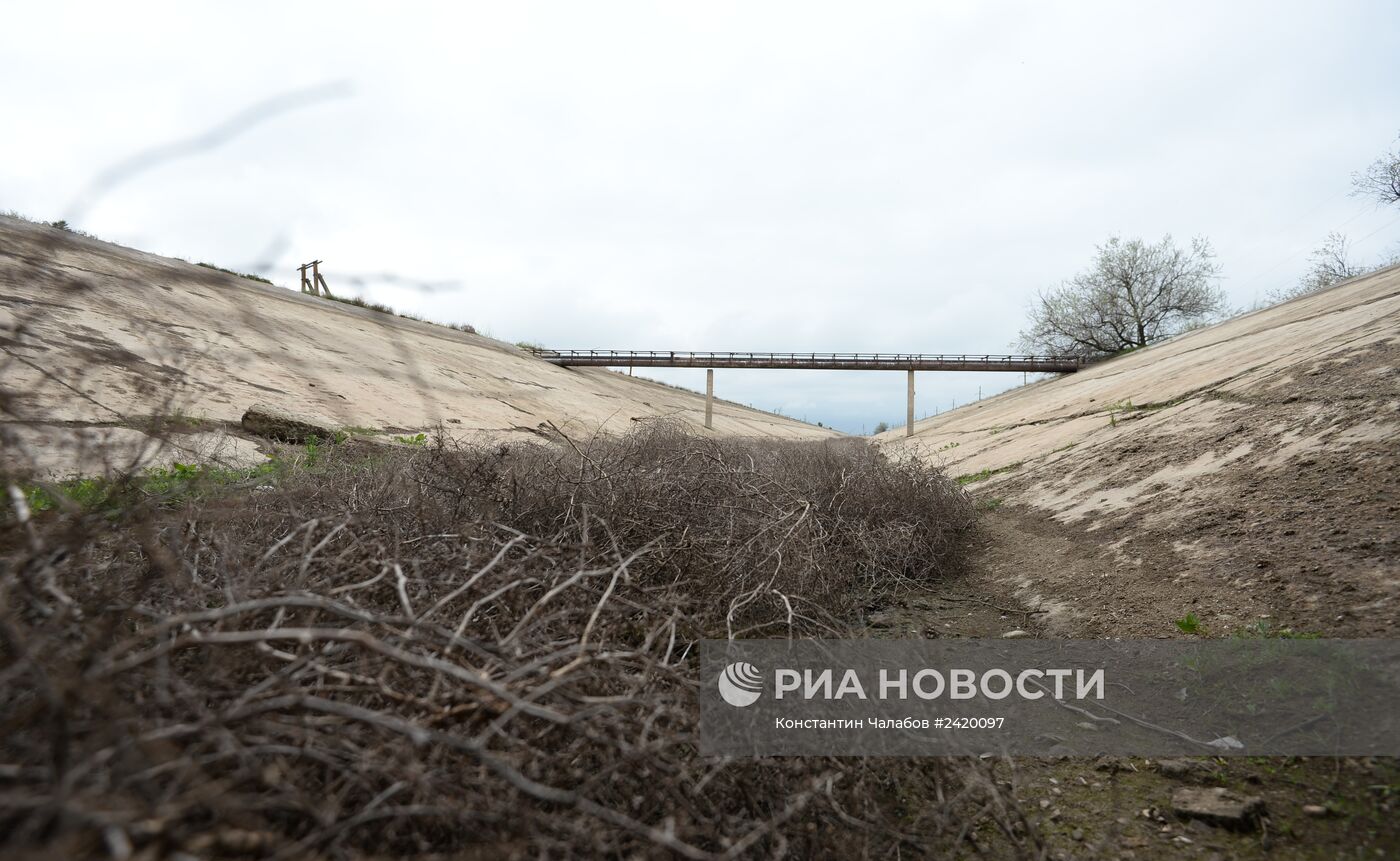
left=870, top=507, right=1400, bottom=859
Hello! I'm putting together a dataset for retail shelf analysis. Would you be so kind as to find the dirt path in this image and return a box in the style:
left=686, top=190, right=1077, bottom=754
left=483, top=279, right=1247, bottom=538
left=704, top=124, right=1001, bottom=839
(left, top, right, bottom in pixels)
left=867, top=510, right=1400, bottom=859
left=871, top=504, right=1185, bottom=641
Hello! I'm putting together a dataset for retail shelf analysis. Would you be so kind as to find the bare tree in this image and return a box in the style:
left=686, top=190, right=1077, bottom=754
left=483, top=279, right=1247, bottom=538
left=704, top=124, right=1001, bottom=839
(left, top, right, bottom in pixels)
left=1279, top=232, right=1366, bottom=300
left=1016, top=235, right=1225, bottom=357
left=1352, top=134, right=1400, bottom=207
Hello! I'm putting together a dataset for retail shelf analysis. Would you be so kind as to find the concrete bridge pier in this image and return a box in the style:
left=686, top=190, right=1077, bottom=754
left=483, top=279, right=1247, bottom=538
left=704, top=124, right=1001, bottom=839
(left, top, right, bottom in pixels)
left=906, top=369, right=915, bottom=437
left=705, top=369, right=714, bottom=429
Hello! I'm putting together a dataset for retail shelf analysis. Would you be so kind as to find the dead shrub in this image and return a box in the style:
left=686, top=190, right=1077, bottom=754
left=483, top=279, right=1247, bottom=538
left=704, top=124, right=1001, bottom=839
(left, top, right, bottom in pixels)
left=0, top=422, right=1038, bottom=858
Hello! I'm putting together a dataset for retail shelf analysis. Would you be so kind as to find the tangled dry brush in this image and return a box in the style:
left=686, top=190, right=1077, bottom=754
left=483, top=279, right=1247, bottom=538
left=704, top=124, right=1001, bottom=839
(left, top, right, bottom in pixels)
left=1, top=422, right=1043, bottom=858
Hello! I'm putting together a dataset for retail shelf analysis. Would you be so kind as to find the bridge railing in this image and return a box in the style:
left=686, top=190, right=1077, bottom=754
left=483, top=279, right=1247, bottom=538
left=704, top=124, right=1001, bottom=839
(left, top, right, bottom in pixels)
left=522, top=348, right=1087, bottom=366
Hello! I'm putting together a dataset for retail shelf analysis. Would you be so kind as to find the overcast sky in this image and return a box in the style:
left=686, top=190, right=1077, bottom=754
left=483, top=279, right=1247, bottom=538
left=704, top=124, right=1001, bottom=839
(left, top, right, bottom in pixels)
left=5, top=1, right=1399, bottom=432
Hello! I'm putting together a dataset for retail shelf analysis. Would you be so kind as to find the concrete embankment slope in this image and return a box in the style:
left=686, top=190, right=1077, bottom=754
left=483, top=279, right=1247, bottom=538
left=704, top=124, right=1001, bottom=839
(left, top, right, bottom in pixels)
left=0, top=217, right=836, bottom=475
left=878, top=264, right=1400, bottom=637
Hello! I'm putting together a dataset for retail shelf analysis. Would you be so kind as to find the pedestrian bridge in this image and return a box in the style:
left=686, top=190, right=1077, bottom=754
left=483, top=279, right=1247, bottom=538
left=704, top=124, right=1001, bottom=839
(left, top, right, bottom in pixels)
left=524, top=348, right=1088, bottom=436
left=526, top=349, right=1085, bottom=373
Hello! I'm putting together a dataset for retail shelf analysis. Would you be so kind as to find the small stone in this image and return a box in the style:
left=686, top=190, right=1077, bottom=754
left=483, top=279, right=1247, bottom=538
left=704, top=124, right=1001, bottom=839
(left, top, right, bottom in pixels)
left=1071, top=828, right=1084, bottom=841
left=1171, top=787, right=1266, bottom=830
left=1302, top=804, right=1328, bottom=817
left=1156, top=758, right=1203, bottom=778
left=1039, top=798, right=1051, bottom=809
left=1001, top=629, right=1031, bottom=639
left=1076, top=721, right=1100, bottom=731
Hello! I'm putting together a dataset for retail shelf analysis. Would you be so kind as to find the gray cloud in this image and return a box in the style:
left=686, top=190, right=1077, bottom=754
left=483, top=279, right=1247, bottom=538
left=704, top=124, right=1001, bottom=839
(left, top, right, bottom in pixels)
left=4, top=1, right=1398, bottom=432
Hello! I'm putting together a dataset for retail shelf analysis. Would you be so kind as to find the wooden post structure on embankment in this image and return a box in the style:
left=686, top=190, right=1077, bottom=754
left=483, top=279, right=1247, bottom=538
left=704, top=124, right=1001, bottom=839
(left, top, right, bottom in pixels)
left=906, top=369, right=915, bottom=437
left=705, top=369, right=714, bottom=429
left=299, top=261, right=333, bottom=298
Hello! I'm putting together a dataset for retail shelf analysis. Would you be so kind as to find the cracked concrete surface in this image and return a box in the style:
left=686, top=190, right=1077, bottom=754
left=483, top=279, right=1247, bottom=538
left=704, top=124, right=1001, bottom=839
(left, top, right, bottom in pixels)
left=0, top=217, right=837, bottom=476
left=879, top=263, right=1400, bottom=637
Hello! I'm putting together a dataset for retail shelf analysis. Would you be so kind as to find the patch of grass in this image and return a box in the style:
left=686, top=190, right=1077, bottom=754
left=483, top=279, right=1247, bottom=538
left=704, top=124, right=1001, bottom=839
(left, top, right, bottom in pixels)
left=22, top=459, right=284, bottom=517
left=25, top=478, right=113, bottom=514
left=394, top=433, right=428, bottom=447
left=142, top=461, right=204, bottom=496
left=330, top=294, right=398, bottom=315
left=197, top=262, right=273, bottom=285
left=18, top=431, right=363, bottom=517
left=326, top=294, right=478, bottom=335
left=955, top=462, right=1022, bottom=485
left=976, top=497, right=1004, bottom=511
left=1052, top=441, right=1078, bottom=453
left=1174, top=611, right=1203, bottom=635
left=1232, top=619, right=1321, bottom=640
left=937, top=440, right=960, bottom=452
left=299, top=434, right=347, bottom=465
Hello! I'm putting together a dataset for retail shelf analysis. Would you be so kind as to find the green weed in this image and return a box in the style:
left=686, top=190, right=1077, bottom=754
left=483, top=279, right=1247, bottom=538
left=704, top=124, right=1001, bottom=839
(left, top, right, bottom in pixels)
left=1174, top=612, right=1203, bottom=635
left=20, top=458, right=283, bottom=517
left=955, top=462, right=1022, bottom=485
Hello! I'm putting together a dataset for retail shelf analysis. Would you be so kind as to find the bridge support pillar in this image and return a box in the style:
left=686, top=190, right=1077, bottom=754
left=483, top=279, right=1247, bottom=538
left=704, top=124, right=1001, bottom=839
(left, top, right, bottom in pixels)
left=906, top=370, right=915, bottom=437
left=705, top=369, right=714, bottom=429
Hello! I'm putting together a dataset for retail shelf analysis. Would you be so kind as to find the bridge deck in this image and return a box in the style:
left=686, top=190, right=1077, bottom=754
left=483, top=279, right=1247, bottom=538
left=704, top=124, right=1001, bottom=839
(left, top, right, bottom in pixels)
left=526, top=349, right=1086, bottom=373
